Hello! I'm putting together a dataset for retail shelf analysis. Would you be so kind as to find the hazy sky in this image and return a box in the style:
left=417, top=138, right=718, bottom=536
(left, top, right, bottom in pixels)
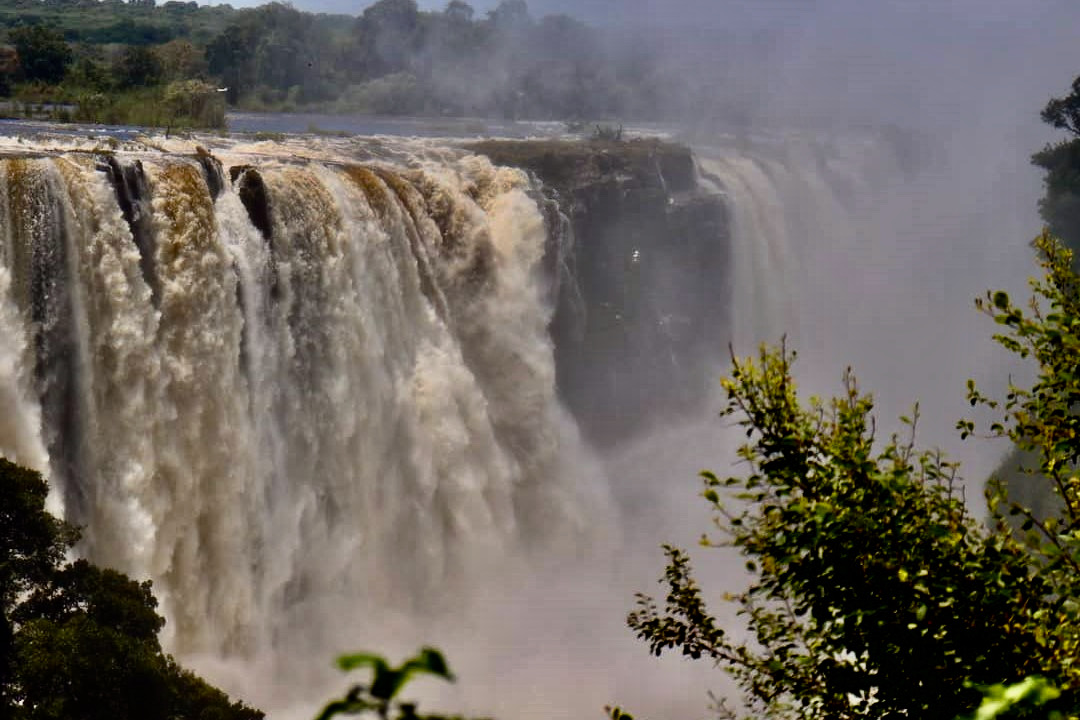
left=205, top=0, right=1080, bottom=137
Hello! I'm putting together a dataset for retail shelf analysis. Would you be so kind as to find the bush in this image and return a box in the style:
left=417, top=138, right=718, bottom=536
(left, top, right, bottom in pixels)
left=626, top=233, right=1080, bottom=720
left=0, top=459, right=262, bottom=719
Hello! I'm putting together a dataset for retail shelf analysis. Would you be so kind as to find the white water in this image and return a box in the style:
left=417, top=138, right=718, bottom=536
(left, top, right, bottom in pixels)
left=696, top=130, right=1037, bottom=485
left=0, top=136, right=612, bottom=712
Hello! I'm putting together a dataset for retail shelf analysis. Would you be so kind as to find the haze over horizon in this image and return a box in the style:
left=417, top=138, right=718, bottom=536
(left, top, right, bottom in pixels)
left=190, top=0, right=1080, bottom=129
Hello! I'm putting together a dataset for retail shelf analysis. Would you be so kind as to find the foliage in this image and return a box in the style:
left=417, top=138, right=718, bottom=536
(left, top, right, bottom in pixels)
left=1033, top=141, right=1080, bottom=253
left=962, top=230, right=1080, bottom=679
left=962, top=677, right=1063, bottom=720
left=1033, top=76, right=1080, bottom=251
left=162, top=78, right=224, bottom=127
left=0, top=0, right=237, bottom=47
left=0, top=460, right=75, bottom=709
left=206, top=2, right=333, bottom=106
left=352, top=0, right=422, bottom=79
left=1, top=0, right=675, bottom=121
left=114, top=44, right=162, bottom=88
left=314, top=647, right=484, bottom=720
left=9, top=26, right=71, bottom=84
left=1042, top=76, right=1080, bottom=138
left=152, top=38, right=208, bottom=83
left=0, top=458, right=261, bottom=719
left=627, top=328, right=1080, bottom=720
left=335, top=73, right=425, bottom=115
left=66, top=81, right=223, bottom=129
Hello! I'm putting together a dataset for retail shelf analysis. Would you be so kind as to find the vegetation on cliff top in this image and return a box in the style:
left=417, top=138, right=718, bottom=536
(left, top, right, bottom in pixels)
left=0, top=0, right=689, bottom=127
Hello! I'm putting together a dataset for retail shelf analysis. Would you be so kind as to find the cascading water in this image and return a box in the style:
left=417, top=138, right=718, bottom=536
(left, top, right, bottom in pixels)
left=0, top=137, right=602, bottom=697
left=0, top=125, right=1037, bottom=718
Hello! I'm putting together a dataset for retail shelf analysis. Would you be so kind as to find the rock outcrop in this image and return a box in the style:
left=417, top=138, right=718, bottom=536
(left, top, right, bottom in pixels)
left=469, top=138, right=730, bottom=448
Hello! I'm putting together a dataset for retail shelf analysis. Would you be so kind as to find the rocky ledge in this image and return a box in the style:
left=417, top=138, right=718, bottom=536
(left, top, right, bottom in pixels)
left=468, top=138, right=730, bottom=449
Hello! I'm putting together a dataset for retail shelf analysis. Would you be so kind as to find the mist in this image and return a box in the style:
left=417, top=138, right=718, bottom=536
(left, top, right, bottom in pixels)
left=5, top=1, right=1080, bottom=718
left=249, top=0, right=1080, bottom=715
left=401, top=1, right=1080, bottom=715
left=441, top=0, right=1080, bottom=714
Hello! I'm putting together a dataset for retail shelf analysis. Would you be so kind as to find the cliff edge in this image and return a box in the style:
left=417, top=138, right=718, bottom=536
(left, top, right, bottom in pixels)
left=468, top=138, right=730, bottom=448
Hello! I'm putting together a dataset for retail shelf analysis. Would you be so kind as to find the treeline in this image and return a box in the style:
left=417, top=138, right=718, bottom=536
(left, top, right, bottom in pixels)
left=0, top=0, right=677, bottom=124
left=205, top=0, right=645, bottom=118
left=0, top=0, right=236, bottom=46
left=1033, top=76, right=1080, bottom=254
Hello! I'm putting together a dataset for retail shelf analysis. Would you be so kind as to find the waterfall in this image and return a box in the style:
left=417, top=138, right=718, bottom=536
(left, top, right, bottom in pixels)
left=0, top=127, right=1032, bottom=718
left=0, top=138, right=599, bottom=676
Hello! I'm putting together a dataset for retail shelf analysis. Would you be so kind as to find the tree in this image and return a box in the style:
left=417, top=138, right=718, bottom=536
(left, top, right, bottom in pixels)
left=114, top=44, right=162, bottom=87
left=1034, top=74, right=1080, bottom=251
left=352, top=0, right=422, bottom=78
left=206, top=22, right=256, bottom=103
left=1033, top=141, right=1080, bottom=252
left=153, top=39, right=208, bottom=83
left=0, top=458, right=262, bottom=720
left=444, top=0, right=474, bottom=23
left=0, top=460, right=75, bottom=711
left=162, top=79, right=225, bottom=127
left=626, top=234, right=1080, bottom=720
left=9, top=26, right=72, bottom=84
left=1042, top=76, right=1080, bottom=137
left=206, top=3, right=332, bottom=104
left=315, top=647, right=468, bottom=720
left=486, top=0, right=530, bottom=33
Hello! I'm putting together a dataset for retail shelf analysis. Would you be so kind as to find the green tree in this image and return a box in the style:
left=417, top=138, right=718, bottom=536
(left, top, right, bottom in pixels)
left=352, top=0, right=422, bottom=79
left=628, top=344, right=1064, bottom=720
left=0, top=460, right=75, bottom=711
left=114, top=44, right=162, bottom=87
left=1033, top=75, right=1080, bottom=251
left=486, top=0, right=530, bottom=32
left=206, top=22, right=255, bottom=103
left=1033, top=141, right=1080, bottom=253
left=162, top=78, right=225, bottom=127
left=153, top=39, right=208, bottom=83
left=1042, top=76, right=1080, bottom=136
left=9, top=26, right=72, bottom=84
left=0, top=458, right=262, bottom=720
left=627, top=232, right=1080, bottom=720
left=206, top=3, right=332, bottom=104
left=444, top=1, right=474, bottom=23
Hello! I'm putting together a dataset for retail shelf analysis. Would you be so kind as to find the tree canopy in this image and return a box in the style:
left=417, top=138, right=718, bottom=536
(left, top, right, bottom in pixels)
left=1033, top=75, right=1080, bottom=251
left=0, top=458, right=263, bottom=720
left=9, top=25, right=71, bottom=84
left=0, top=0, right=681, bottom=122
left=625, top=232, right=1080, bottom=720
left=1042, top=76, right=1080, bottom=138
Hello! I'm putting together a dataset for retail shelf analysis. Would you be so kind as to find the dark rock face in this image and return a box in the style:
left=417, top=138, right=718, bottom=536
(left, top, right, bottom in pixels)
left=468, top=139, right=730, bottom=449
left=98, top=156, right=158, bottom=305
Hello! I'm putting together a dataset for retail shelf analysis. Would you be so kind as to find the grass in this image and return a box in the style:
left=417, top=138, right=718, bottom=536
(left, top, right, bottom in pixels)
left=7, top=82, right=225, bottom=130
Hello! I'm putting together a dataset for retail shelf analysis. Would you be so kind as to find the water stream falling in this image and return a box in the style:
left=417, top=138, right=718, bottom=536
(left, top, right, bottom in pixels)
left=0, top=127, right=1038, bottom=717
left=0, top=135, right=601, bottom=682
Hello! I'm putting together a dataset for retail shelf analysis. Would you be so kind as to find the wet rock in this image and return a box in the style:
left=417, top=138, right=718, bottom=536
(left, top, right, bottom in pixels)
left=468, top=138, right=730, bottom=448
